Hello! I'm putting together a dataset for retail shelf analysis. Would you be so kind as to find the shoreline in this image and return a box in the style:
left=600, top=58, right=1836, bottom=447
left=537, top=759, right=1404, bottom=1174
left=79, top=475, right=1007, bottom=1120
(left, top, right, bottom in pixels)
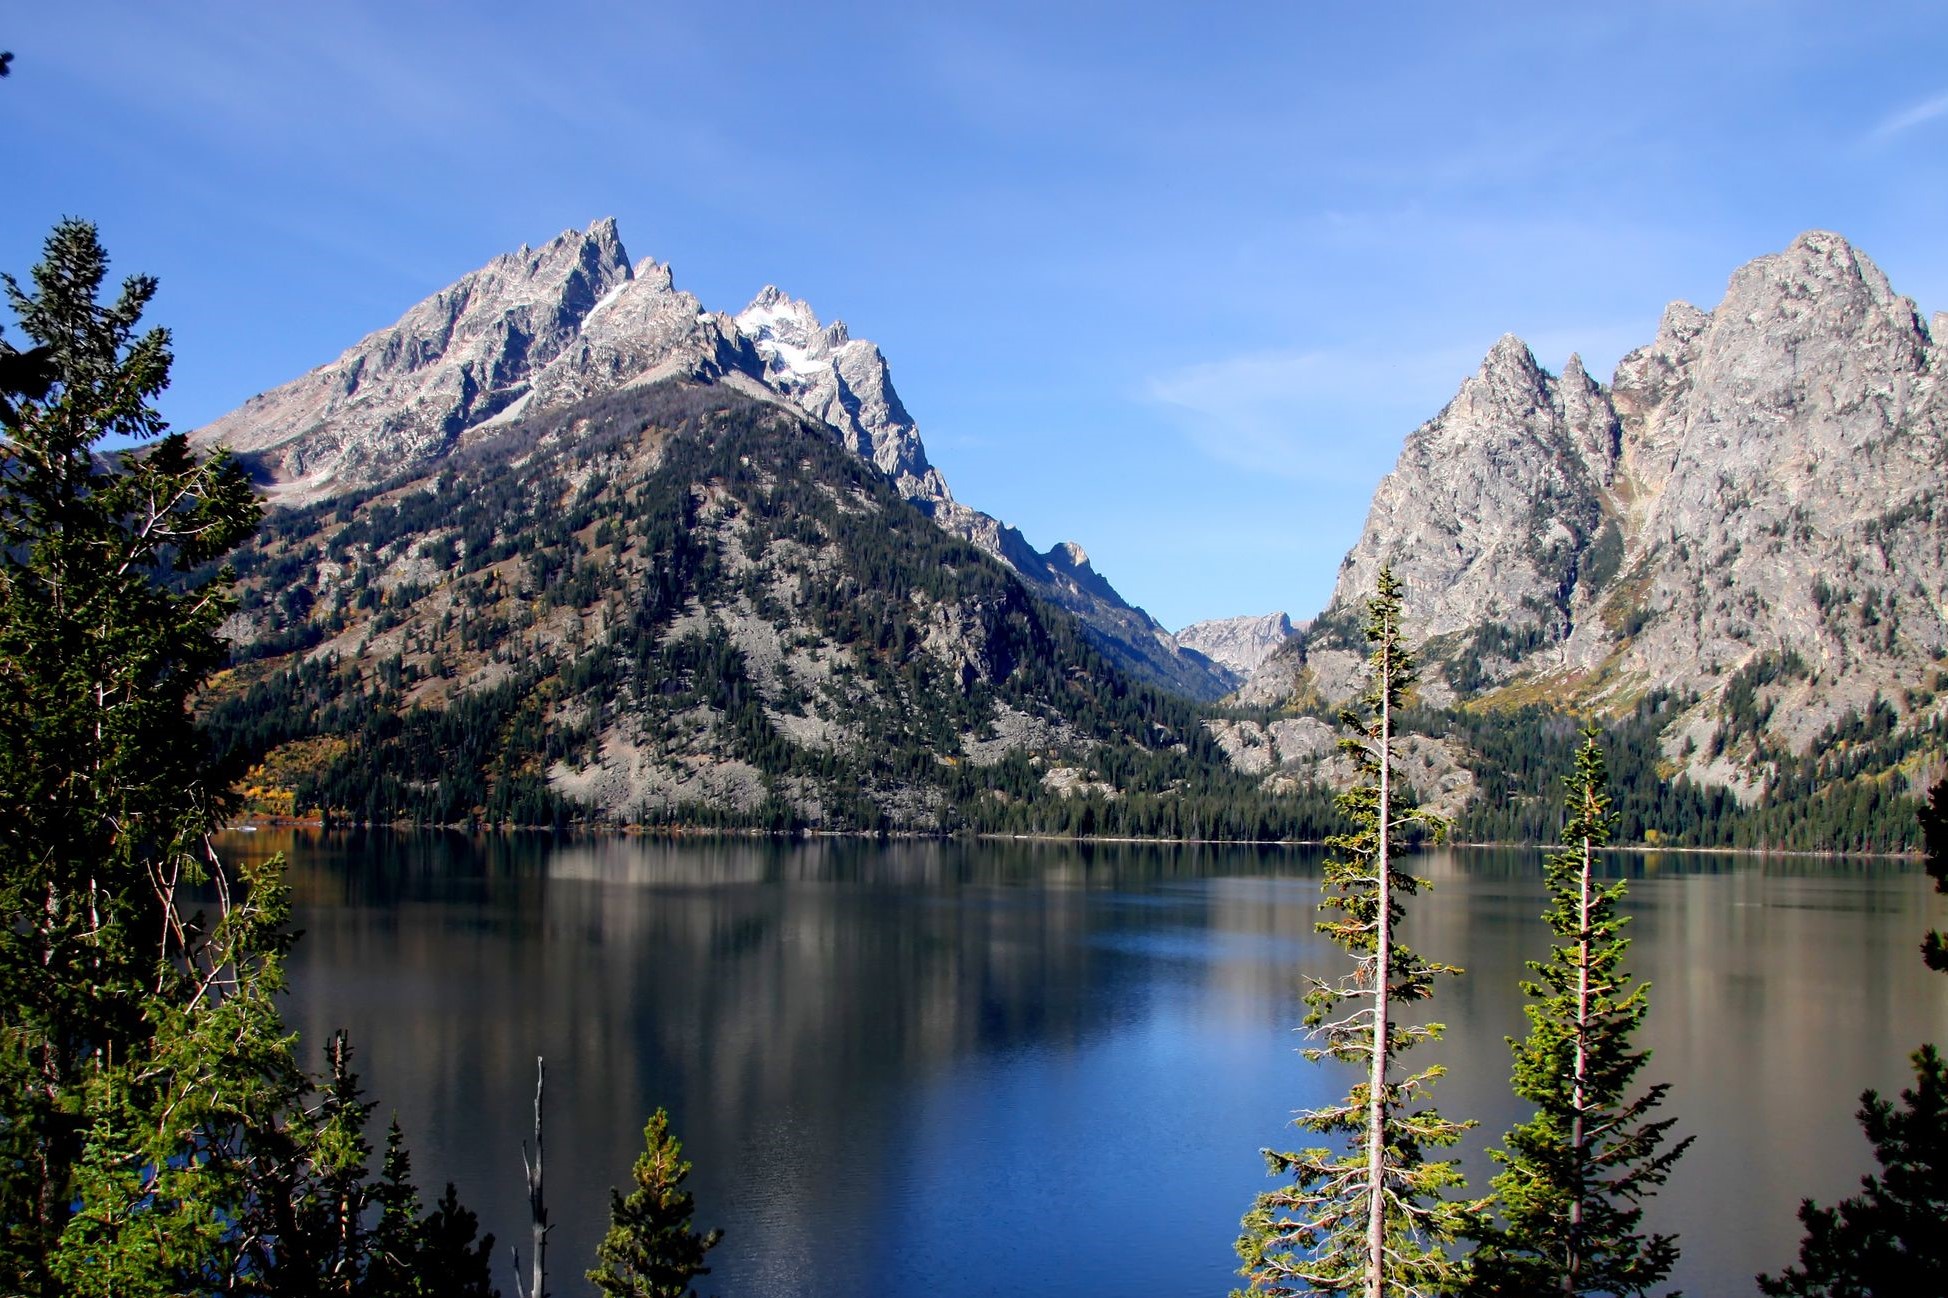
left=219, top=820, right=1925, bottom=861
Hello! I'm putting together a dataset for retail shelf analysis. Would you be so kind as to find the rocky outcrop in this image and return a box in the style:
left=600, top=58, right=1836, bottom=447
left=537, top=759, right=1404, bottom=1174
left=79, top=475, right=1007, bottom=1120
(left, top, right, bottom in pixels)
left=734, top=287, right=947, bottom=503
left=1244, top=231, right=1948, bottom=794
left=196, top=221, right=628, bottom=495
left=193, top=220, right=1233, bottom=699
left=730, top=289, right=1233, bottom=699
left=1203, top=716, right=1477, bottom=821
left=1175, top=613, right=1298, bottom=677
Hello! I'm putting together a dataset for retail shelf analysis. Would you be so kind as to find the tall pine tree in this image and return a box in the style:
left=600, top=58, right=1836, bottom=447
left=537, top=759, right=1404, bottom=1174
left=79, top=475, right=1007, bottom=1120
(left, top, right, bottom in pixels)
left=0, top=216, right=271, bottom=1293
left=1236, top=566, right=1476, bottom=1298
left=0, top=219, right=493, bottom=1294
left=1465, top=728, right=1689, bottom=1297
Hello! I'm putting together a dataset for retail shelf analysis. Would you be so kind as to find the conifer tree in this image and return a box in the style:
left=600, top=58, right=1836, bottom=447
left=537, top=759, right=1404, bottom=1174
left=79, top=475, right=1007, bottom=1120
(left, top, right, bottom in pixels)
left=1235, top=566, right=1475, bottom=1298
left=0, top=219, right=492, bottom=1293
left=1753, top=1047, right=1948, bottom=1297
left=367, top=1117, right=499, bottom=1298
left=369, top=1119, right=427, bottom=1295
left=0, top=216, right=271, bottom=1293
left=587, top=1109, right=723, bottom=1298
left=1465, top=728, right=1690, bottom=1297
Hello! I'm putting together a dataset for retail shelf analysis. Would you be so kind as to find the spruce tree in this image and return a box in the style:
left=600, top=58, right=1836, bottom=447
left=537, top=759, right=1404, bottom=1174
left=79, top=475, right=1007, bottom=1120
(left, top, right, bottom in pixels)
left=587, top=1109, right=723, bottom=1298
left=1465, top=728, right=1690, bottom=1297
left=0, top=219, right=491, bottom=1293
left=1235, top=566, right=1476, bottom=1298
left=0, top=216, right=271, bottom=1292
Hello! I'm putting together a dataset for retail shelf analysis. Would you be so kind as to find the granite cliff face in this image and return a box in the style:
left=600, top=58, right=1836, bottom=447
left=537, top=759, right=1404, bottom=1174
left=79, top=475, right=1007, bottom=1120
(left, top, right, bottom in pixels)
left=1175, top=613, right=1298, bottom=678
left=192, top=220, right=1231, bottom=699
left=1245, top=232, right=1948, bottom=797
left=733, top=286, right=946, bottom=503
left=194, top=220, right=753, bottom=497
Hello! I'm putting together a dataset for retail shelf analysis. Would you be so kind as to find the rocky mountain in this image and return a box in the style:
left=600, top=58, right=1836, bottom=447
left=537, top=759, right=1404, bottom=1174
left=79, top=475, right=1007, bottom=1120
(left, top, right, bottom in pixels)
left=1241, top=231, right=1948, bottom=801
left=203, top=380, right=1315, bottom=834
left=1175, top=613, right=1299, bottom=678
left=194, top=220, right=1231, bottom=700
left=723, top=285, right=1229, bottom=698
left=733, top=286, right=946, bottom=503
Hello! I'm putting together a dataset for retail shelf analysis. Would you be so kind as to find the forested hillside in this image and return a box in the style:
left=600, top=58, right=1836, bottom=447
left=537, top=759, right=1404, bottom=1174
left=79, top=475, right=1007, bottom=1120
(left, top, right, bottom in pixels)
left=202, top=380, right=1325, bottom=835
left=196, top=375, right=1936, bottom=850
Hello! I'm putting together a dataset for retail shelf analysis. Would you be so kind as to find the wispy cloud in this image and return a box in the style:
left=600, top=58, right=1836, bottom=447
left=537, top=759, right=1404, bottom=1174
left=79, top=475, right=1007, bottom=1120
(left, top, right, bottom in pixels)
left=1871, top=90, right=1948, bottom=141
left=1143, top=344, right=1481, bottom=481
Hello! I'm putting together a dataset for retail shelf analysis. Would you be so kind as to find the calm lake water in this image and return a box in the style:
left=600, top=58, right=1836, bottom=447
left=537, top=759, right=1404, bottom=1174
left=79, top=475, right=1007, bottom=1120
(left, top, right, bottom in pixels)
left=223, top=831, right=1948, bottom=1297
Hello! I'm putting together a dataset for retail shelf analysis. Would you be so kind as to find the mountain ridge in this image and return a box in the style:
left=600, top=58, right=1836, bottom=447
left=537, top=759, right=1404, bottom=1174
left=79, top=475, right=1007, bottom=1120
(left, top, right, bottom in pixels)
left=1241, top=230, right=1948, bottom=802
left=1176, top=612, right=1298, bottom=677
left=191, top=219, right=1234, bottom=700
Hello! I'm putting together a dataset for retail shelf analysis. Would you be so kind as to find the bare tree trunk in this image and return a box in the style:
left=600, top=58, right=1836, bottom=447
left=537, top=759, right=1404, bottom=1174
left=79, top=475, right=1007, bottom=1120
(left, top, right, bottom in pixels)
left=1566, top=817, right=1594, bottom=1295
left=1365, top=622, right=1394, bottom=1298
left=514, top=1056, right=550, bottom=1298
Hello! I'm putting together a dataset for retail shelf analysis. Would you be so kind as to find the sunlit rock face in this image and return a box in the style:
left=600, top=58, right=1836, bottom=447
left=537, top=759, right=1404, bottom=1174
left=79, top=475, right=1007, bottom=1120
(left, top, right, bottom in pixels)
left=1175, top=612, right=1298, bottom=678
left=193, top=220, right=1232, bottom=699
left=1239, top=232, right=1948, bottom=796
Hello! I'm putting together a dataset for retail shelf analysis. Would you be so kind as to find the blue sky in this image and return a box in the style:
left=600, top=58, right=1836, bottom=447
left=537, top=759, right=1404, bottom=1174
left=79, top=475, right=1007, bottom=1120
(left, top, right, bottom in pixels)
left=6, top=2, right=1948, bottom=629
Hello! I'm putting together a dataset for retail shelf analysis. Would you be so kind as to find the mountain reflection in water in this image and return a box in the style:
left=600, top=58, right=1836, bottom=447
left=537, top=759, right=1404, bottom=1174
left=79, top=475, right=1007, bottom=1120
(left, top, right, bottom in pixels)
left=221, top=831, right=1948, bottom=1298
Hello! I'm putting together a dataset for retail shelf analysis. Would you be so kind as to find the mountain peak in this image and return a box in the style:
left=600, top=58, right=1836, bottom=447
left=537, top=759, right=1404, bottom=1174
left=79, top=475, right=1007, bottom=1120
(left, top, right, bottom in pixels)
left=1656, top=300, right=1710, bottom=342
left=738, top=285, right=819, bottom=325
left=584, top=215, right=625, bottom=252
left=735, top=288, right=838, bottom=382
left=1445, top=333, right=1549, bottom=427
left=633, top=256, right=674, bottom=291
left=1725, top=228, right=1904, bottom=324
left=744, top=284, right=793, bottom=313
left=1784, top=228, right=1858, bottom=261
left=1772, top=230, right=1877, bottom=293
left=1048, top=541, right=1091, bottom=570
left=190, top=219, right=641, bottom=493
left=509, top=218, right=632, bottom=284
left=1483, top=332, right=1542, bottom=376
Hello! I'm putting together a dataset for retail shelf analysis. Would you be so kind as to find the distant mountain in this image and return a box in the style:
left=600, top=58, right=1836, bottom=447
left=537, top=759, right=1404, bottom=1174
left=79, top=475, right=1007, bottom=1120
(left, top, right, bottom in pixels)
left=193, top=220, right=1231, bottom=700
left=1175, top=613, right=1298, bottom=678
left=1240, top=232, right=1948, bottom=803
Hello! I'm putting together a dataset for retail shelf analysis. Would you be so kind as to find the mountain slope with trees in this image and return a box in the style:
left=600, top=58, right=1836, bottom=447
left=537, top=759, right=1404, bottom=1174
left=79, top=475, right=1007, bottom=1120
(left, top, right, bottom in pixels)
left=191, top=219, right=1234, bottom=700
left=201, top=376, right=1322, bottom=834
left=186, top=223, right=1947, bottom=848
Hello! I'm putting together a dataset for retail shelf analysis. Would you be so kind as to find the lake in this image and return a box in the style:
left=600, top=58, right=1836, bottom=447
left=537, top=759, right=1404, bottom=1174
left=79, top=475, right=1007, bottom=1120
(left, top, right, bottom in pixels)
left=224, top=831, right=1948, bottom=1297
